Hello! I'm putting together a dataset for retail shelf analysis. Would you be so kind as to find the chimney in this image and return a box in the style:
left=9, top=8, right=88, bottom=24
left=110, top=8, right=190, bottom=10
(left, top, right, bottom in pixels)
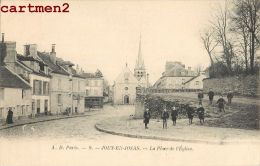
left=51, top=44, right=56, bottom=53
left=50, top=44, right=56, bottom=64
left=24, top=44, right=37, bottom=57
left=1, top=33, right=4, bottom=43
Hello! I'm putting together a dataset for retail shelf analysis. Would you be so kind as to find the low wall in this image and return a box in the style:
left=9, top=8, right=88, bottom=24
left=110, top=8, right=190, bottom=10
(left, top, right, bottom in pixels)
left=203, top=75, right=260, bottom=97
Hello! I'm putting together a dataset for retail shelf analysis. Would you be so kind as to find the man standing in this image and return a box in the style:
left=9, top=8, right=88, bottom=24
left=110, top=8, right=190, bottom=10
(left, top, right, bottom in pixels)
left=197, top=104, right=205, bottom=124
left=171, top=106, right=178, bottom=126
left=217, top=95, right=226, bottom=112
left=162, top=108, right=169, bottom=129
left=198, top=90, right=204, bottom=105
left=227, top=91, right=234, bottom=105
left=208, top=89, right=215, bottom=105
left=6, top=108, right=13, bottom=124
left=143, top=108, right=151, bottom=129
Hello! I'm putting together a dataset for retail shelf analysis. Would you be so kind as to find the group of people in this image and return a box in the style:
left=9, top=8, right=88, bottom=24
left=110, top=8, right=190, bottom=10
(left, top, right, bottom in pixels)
left=199, top=89, right=234, bottom=112
left=143, top=103, right=205, bottom=129
left=143, top=89, right=235, bottom=129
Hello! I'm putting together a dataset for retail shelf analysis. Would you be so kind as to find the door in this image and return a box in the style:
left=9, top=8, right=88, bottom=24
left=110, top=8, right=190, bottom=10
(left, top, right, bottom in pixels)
left=124, top=95, right=129, bottom=104
left=36, top=100, right=40, bottom=114
left=44, top=100, right=48, bottom=115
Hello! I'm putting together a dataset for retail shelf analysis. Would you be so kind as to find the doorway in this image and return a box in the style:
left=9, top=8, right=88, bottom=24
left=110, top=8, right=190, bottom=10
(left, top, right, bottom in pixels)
left=124, top=95, right=129, bottom=104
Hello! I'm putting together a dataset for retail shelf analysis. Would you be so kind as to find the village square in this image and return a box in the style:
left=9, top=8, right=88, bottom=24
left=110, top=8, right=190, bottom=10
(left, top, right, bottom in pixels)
left=0, top=0, right=259, bottom=147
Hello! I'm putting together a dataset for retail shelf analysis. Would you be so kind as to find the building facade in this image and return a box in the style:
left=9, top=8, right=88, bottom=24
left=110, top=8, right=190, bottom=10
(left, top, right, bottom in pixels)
left=82, top=71, right=104, bottom=109
left=38, top=44, right=85, bottom=114
left=153, top=61, right=207, bottom=90
left=17, top=44, right=51, bottom=116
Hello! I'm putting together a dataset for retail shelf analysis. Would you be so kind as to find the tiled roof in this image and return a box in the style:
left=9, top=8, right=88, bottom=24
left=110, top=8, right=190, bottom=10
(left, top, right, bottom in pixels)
left=81, top=72, right=102, bottom=78
left=17, top=54, right=47, bottom=66
left=38, top=52, right=70, bottom=76
left=0, top=66, right=31, bottom=89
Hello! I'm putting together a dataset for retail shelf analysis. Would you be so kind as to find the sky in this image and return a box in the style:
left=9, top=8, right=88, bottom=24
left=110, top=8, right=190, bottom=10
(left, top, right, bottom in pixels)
left=0, top=0, right=224, bottom=84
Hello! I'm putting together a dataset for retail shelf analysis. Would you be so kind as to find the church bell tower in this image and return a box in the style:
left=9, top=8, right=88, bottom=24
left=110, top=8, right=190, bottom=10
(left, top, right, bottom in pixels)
left=134, top=34, right=146, bottom=81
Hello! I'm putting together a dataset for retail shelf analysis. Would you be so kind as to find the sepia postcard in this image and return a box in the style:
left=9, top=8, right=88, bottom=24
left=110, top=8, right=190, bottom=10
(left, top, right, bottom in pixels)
left=0, top=0, right=259, bottom=166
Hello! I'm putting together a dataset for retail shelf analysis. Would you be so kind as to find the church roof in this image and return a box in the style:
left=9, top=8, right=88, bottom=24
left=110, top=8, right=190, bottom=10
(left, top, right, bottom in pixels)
left=114, top=64, right=138, bottom=84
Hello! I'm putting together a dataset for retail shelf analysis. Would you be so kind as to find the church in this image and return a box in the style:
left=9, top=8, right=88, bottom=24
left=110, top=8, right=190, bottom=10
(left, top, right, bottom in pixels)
left=112, top=36, right=149, bottom=105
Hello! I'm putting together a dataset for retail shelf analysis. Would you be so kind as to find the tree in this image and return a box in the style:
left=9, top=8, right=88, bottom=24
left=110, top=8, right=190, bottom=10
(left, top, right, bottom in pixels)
left=233, top=0, right=260, bottom=74
left=210, top=2, right=235, bottom=75
left=200, top=28, right=218, bottom=75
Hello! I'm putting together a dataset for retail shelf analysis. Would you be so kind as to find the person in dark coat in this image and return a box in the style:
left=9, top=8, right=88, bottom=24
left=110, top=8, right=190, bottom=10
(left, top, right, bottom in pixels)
left=208, top=89, right=215, bottom=105
left=162, top=108, right=169, bottom=129
left=216, top=95, right=226, bottom=112
left=227, top=91, right=234, bottom=105
left=197, top=104, right=205, bottom=124
left=171, top=106, right=178, bottom=126
left=143, top=108, right=151, bottom=129
left=6, top=108, right=13, bottom=124
left=198, top=91, right=204, bottom=105
left=186, top=104, right=194, bottom=125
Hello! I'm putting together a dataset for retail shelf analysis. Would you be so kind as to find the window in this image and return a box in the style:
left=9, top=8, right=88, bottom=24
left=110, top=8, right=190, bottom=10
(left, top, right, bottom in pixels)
left=22, top=90, right=26, bottom=99
left=43, top=82, right=49, bottom=95
left=125, top=87, right=128, bottom=91
left=57, top=94, right=62, bottom=104
left=195, top=81, right=199, bottom=85
left=125, top=78, right=129, bottom=83
left=0, top=88, right=4, bottom=100
left=94, top=80, right=98, bottom=86
left=86, top=90, right=89, bottom=96
left=33, top=80, right=42, bottom=95
left=32, top=100, right=35, bottom=111
left=21, top=105, right=25, bottom=116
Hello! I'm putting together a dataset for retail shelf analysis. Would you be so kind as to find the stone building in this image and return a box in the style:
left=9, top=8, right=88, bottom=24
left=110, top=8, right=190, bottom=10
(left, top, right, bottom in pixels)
left=112, top=36, right=149, bottom=105
left=17, top=44, right=51, bottom=116
left=38, top=45, right=85, bottom=114
left=153, top=61, right=206, bottom=90
left=81, top=70, right=104, bottom=109
left=0, top=35, right=50, bottom=117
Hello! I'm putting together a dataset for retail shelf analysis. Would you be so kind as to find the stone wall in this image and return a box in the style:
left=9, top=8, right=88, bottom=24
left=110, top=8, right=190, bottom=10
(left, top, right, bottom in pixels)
left=203, top=75, right=260, bottom=97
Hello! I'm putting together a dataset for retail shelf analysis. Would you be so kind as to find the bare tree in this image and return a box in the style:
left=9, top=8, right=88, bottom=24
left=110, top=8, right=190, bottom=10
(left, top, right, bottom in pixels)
left=233, top=0, right=260, bottom=74
left=210, top=2, right=235, bottom=75
left=231, top=2, right=250, bottom=72
left=200, top=28, right=218, bottom=73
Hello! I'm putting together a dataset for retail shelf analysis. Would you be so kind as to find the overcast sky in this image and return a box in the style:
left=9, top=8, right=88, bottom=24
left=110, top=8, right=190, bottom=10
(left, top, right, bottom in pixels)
left=1, top=0, right=224, bottom=84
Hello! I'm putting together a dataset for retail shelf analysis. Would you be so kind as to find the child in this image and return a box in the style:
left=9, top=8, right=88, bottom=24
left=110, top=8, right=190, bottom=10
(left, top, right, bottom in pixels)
left=186, top=104, right=194, bottom=125
left=217, top=95, right=226, bottom=112
left=143, top=108, right=151, bottom=129
left=197, top=104, right=205, bottom=124
left=171, top=106, right=178, bottom=126
left=198, top=90, right=204, bottom=105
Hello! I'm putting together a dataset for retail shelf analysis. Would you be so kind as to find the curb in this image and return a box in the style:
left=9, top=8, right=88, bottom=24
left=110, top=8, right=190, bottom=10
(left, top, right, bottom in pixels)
left=0, top=114, right=95, bottom=131
left=94, top=123, right=259, bottom=145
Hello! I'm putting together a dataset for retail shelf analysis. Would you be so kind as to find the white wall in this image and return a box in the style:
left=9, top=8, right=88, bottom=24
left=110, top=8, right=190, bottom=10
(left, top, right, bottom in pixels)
left=0, top=88, right=31, bottom=119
